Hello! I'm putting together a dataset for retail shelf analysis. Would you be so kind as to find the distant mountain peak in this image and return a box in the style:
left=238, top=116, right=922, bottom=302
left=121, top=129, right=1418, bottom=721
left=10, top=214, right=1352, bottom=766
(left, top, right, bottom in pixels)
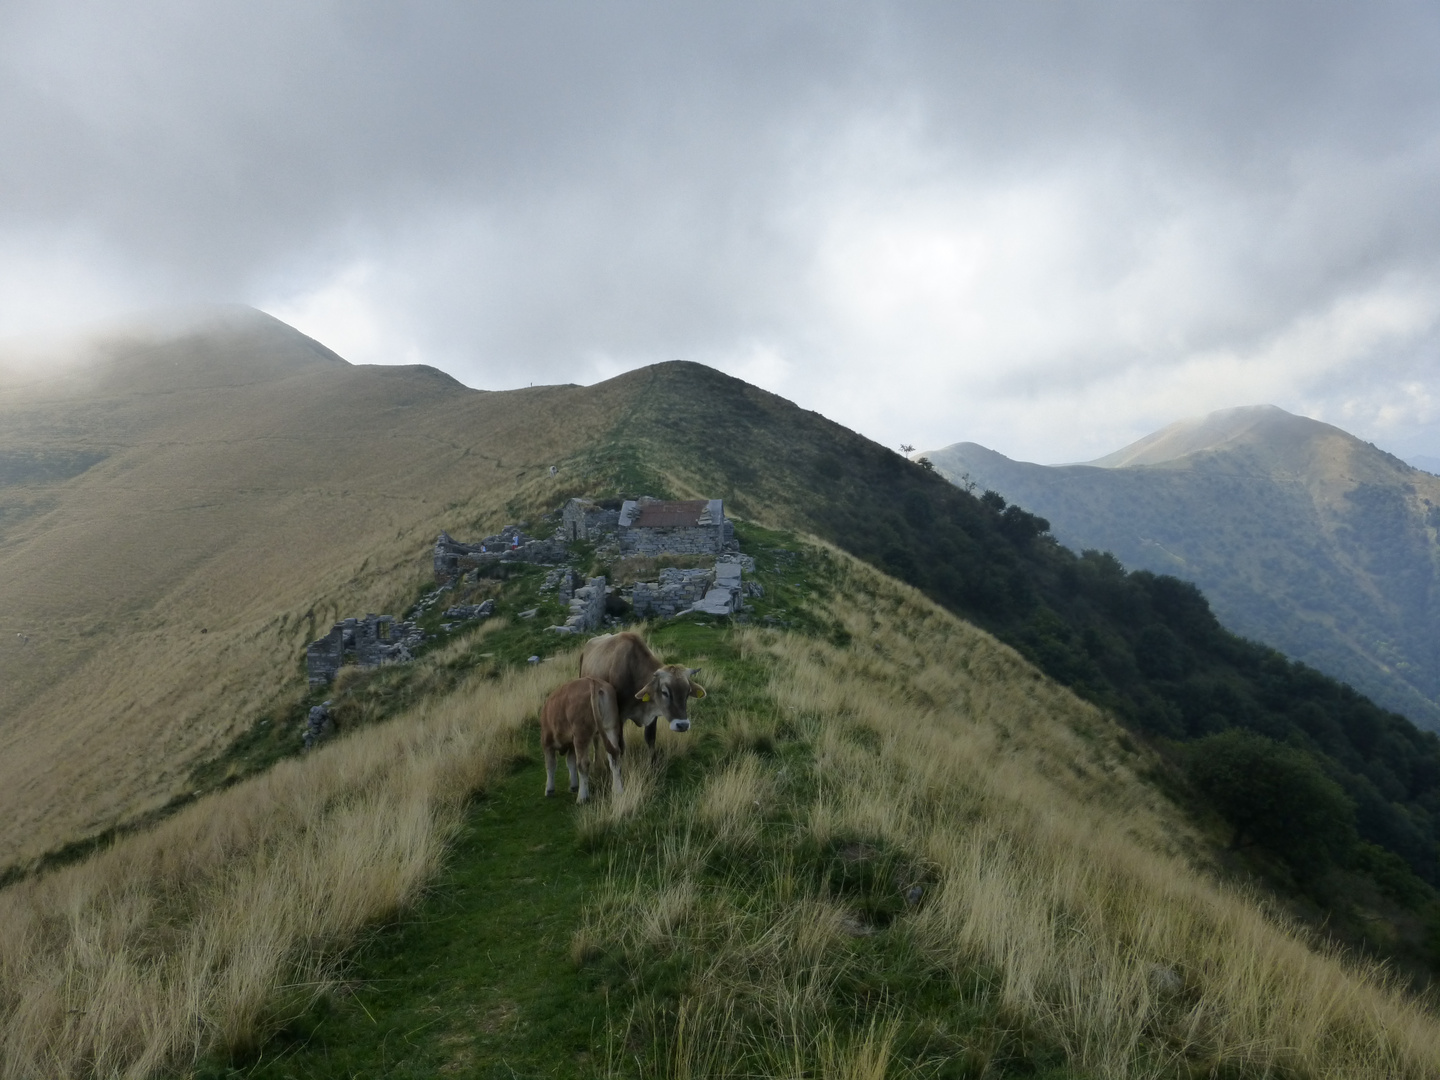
left=1083, top=405, right=1339, bottom=468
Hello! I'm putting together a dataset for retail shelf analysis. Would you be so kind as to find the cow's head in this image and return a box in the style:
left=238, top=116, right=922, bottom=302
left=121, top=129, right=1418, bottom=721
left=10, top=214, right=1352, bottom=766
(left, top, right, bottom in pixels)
left=638, top=664, right=706, bottom=732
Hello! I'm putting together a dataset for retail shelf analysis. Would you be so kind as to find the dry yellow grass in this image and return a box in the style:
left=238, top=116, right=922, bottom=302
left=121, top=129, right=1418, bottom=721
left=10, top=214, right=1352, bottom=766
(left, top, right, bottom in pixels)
left=0, top=308, right=637, bottom=867
left=1, top=537, right=1437, bottom=1076
left=0, top=646, right=573, bottom=1079
left=582, top=555, right=1440, bottom=1078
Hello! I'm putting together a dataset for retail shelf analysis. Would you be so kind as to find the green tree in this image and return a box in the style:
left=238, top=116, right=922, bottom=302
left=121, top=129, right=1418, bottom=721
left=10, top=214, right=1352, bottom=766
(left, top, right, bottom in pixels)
left=1188, top=730, right=1357, bottom=875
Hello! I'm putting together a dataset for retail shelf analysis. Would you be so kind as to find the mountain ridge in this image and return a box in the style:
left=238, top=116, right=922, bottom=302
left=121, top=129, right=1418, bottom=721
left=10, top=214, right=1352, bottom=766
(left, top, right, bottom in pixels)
left=925, top=406, right=1440, bottom=731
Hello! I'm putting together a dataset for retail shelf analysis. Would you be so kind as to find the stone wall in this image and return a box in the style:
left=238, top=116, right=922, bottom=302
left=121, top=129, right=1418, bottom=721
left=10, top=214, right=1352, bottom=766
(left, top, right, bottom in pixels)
left=433, top=530, right=567, bottom=579
left=619, top=524, right=726, bottom=557
left=547, top=576, right=607, bottom=635
left=306, top=613, right=425, bottom=686
left=560, top=498, right=621, bottom=542
left=631, top=567, right=716, bottom=619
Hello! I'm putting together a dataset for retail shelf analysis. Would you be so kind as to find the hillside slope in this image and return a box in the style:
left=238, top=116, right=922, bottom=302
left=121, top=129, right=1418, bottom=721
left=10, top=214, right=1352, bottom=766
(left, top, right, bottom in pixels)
left=924, top=406, right=1440, bottom=732
left=6, top=335, right=1440, bottom=958
left=0, top=307, right=631, bottom=865
left=7, top=538, right=1439, bottom=1080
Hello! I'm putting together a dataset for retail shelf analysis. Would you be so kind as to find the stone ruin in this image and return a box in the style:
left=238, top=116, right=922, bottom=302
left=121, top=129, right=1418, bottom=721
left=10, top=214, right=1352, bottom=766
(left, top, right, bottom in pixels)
left=617, top=498, right=734, bottom=556
left=433, top=527, right=568, bottom=580
left=296, top=496, right=748, bottom=684
left=561, top=498, right=622, bottom=541
left=543, top=575, right=608, bottom=635
left=306, top=614, right=426, bottom=687
left=628, top=554, right=758, bottom=619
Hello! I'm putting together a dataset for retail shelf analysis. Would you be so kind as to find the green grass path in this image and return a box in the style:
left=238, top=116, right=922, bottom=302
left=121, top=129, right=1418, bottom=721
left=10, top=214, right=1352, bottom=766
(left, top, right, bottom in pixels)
left=206, top=758, right=612, bottom=1079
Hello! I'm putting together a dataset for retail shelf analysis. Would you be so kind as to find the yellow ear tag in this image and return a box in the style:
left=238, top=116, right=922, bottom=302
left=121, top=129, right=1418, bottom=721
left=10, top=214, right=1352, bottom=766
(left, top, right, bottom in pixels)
left=691, top=685, right=706, bottom=699
left=639, top=692, right=651, bottom=702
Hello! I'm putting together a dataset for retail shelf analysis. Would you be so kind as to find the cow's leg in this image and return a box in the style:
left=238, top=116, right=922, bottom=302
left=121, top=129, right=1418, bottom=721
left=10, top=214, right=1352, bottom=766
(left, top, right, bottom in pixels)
left=566, top=748, right=580, bottom=793
left=573, top=731, right=592, bottom=803
left=544, top=742, right=557, bottom=797
left=607, top=748, right=624, bottom=795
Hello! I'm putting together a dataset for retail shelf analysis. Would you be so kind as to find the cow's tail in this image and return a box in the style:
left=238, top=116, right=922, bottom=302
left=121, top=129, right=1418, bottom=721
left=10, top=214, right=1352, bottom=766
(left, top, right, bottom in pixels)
left=590, top=678, right=622, bottom=758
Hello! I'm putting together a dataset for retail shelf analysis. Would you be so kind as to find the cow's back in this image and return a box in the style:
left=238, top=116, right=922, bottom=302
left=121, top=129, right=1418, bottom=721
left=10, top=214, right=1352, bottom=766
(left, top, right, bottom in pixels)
left=580, top=631, right=661, bottom=704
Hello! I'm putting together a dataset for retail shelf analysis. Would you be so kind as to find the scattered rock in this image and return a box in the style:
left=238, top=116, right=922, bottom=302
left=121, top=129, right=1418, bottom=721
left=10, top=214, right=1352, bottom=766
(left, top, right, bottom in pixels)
left=443, top=599, right=495, bottom=621
left=303, top=701, right=336, bottom=751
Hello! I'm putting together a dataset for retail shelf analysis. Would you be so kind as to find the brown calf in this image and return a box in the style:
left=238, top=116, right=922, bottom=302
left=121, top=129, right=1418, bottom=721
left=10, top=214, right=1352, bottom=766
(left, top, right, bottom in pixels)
left=579, top=631, right=706, bottom=751
left=540, top=676, right=624, bottom=803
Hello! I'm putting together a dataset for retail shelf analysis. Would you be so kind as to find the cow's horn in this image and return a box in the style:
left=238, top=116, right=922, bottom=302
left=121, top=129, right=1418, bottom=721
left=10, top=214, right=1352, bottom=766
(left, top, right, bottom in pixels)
left=688, top=667, right=702, bottom=679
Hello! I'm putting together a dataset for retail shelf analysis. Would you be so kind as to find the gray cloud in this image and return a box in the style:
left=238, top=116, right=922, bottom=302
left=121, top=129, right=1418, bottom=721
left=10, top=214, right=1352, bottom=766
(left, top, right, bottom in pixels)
left=3, top=1, right=1440, bottom=461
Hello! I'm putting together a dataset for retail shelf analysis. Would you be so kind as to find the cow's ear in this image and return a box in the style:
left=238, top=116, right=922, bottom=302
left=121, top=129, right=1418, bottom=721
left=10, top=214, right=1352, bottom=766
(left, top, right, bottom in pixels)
left=690, top=683, right=706, bottom=699
left=638, top=691, right=651, bottom=702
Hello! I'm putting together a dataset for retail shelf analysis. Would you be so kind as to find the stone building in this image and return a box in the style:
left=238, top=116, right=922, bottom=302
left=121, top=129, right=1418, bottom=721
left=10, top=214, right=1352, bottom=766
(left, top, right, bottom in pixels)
left=618, top=498, right=732, bottom=556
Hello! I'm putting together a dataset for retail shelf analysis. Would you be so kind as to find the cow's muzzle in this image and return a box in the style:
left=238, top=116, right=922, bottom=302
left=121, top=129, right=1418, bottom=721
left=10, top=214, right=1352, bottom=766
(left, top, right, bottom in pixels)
left=669, top=719, right=690, bottom=733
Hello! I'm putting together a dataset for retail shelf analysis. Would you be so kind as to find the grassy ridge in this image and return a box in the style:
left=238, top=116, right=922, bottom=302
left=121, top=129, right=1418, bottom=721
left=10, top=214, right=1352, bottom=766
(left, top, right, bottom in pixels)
left=588, top=363, right=1440, bottom=975
left=187, top=536, right=1440, bottom=1080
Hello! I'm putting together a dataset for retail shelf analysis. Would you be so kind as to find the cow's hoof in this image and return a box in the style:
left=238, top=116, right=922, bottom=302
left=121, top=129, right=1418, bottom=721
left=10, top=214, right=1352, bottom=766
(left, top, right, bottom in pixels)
left=545, top=789, right=555, bottom=798
left=570, top=784, right=579, bottom=793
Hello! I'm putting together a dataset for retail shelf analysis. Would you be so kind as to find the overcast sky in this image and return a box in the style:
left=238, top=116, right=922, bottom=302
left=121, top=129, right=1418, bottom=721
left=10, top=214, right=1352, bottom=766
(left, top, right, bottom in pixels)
left=3, top=2, right=1440, bottom=463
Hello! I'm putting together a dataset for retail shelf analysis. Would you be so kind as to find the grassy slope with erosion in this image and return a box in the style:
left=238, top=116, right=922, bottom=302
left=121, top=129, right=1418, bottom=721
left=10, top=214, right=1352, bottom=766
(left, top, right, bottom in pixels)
left=585, top=363, right=1440, bottom=977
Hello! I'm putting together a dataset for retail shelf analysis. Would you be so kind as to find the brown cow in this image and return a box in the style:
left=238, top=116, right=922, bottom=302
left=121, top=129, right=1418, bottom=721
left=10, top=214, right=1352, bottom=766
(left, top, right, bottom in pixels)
left=540, top=677, right=624, bottom=803
left=579, top=631, right=706, bottom=751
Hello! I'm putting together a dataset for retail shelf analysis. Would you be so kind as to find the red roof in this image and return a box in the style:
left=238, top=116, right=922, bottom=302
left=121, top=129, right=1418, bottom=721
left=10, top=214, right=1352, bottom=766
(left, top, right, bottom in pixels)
left=631, top=499, right=710, bottom=528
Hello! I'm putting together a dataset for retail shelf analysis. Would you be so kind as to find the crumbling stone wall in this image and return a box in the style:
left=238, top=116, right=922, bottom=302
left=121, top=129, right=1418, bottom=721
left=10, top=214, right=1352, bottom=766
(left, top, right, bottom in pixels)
left=560, top=498, right=621, bottom=542
left=433, top=530, right=567, bottom=579
left=631, top=567, right=716, bottom=618
left=306, top=613, right=424, bottom=686
left=547, top=576, right=607, bottom=635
